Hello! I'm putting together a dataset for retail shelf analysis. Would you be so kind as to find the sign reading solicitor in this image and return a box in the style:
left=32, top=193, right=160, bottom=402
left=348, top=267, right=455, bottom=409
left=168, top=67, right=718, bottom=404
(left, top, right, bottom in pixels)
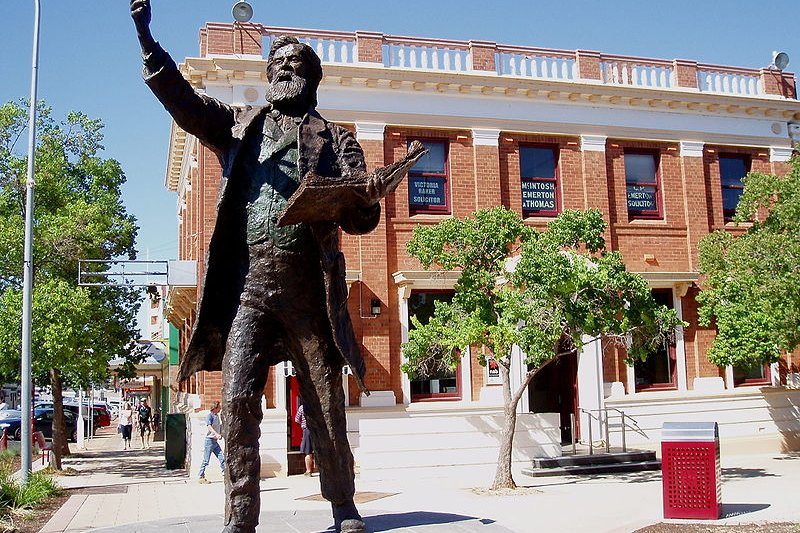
left=626, top=185, right=657, bottom=214
left=409, top=176, right=447, bottom=208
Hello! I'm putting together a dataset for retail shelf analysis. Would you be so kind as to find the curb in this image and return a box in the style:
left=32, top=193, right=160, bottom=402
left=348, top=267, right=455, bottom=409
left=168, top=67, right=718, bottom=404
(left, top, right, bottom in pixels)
left=38, top=494, right=88, bottom=533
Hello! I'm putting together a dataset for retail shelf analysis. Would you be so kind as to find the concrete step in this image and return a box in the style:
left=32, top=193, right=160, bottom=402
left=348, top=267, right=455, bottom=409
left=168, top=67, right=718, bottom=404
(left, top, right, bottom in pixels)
left=522, top=459, right=662, bottom=477
left=532, top=450, right=656, bottom=468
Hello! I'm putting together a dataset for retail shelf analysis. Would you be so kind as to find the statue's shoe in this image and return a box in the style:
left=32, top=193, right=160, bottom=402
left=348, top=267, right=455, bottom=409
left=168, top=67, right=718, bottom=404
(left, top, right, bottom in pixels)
left=339, top=518, right=367, bottom=533
left=333, top=500, right=367, bottom=532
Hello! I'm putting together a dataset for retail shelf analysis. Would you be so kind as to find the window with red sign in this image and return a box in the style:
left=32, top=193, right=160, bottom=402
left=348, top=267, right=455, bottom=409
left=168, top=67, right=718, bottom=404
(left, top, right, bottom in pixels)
left=624, top=151, right=662, bottom=220
left=408, top=140, right=450, bottom=215
left=719, top=155, right=750, bottom=221
left=520, top=146, right=560, bottom=217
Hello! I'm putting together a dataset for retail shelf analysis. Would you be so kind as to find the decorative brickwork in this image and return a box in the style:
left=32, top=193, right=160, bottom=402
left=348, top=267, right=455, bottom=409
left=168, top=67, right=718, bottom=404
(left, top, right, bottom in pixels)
left=469, top=41, right=497, bottom=72
left=576, top=50, right=601, bottom=80
left=356, top=32, right=384, bottom=64
left=760, top=69, right=797, bottom=98
left=673, top=59, right=699, bottom=89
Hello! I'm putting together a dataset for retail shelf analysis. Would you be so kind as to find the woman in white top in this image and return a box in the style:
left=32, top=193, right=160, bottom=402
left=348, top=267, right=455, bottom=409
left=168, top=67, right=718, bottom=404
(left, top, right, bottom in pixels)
left=117, top=402, right=134, bottom=450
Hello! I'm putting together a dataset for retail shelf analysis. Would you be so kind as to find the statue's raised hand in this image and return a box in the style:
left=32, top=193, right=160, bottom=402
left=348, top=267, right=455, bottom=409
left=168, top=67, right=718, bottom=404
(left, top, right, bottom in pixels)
left=130, top=0, right=156, bottom=52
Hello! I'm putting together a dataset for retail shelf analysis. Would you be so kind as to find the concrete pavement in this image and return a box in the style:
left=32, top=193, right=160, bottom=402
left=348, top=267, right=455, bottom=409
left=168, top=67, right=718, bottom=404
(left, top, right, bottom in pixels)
left=37, top=425, right=800, bottom=533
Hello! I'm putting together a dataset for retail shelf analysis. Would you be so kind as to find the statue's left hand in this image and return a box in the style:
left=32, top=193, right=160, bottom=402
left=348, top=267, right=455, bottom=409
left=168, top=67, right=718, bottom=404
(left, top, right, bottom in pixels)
left=362, top=175, right=388, bottom=207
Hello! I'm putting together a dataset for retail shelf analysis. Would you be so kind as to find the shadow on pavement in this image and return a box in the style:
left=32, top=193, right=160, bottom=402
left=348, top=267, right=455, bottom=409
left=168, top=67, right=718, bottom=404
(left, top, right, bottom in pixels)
left=721, top=467, right=778, bottom=479
left=90, top=510, right=516, bottom=532
left=365, top=511, right=502, bottom=531
left=772, top=452, right=800, bottom=461
left=529, top=469, right=662, bottom=485
left=721, top=502, right=771, bottom=517
left=63, top=445, right=188, bottom=483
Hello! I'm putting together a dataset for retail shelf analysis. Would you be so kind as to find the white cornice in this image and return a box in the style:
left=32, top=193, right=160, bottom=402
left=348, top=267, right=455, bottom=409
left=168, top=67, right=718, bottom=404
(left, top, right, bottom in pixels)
left=392, top=270, right=461, bottom=299
left=165, top=122, right=188, bottom=192
left=355, top=122, right=386, bottom=141
left=317, top=84, right=793, bottom=148
left=770, top=146, right=795, bottom=162
left=580, top=135, right=607, bottom=152
left=680, top=141, right=705, bottom=158
left=180, top=57, right=800, bottom=123
left=471, top=128, right=500, bottom=146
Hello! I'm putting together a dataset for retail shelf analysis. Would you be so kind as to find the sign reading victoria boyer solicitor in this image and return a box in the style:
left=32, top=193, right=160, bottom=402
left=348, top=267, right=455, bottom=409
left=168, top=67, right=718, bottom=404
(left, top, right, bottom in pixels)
left=409, top=176, right=447, bottom=208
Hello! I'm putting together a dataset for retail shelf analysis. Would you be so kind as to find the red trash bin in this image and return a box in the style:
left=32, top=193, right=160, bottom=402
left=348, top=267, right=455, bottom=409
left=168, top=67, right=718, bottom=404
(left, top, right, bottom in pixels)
left=661, top=421, right=721, bottom=520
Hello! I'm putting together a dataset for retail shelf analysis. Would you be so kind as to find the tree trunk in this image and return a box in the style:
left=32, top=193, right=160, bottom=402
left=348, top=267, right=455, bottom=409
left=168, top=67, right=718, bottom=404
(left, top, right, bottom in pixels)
left=491, top=361, right=518, bottom=490
left=49, top=368, right=69, bottom=469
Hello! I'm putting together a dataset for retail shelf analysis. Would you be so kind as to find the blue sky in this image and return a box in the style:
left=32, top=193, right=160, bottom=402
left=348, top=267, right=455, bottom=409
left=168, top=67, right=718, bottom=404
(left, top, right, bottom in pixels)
left=1, top=0, right=797, bottom=332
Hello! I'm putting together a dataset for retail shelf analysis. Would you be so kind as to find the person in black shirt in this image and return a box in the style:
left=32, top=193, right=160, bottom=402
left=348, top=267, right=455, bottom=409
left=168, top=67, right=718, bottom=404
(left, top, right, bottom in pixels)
left=136, top=398, right=153, bottom=448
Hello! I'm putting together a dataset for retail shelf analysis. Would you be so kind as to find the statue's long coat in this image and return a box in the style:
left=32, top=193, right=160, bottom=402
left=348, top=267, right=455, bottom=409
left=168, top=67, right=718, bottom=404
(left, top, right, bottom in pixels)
left=143, top=46, right=377, bottom=388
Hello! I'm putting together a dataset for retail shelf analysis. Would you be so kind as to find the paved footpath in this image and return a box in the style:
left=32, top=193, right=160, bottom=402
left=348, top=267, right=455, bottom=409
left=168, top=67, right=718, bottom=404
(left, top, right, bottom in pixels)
left=37, top=426, right=800, bottom=533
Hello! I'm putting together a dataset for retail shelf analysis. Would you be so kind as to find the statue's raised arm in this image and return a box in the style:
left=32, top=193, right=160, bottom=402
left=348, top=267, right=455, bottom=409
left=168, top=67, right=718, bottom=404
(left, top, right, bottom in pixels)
left=131, top=0, right=156, bottom=54
left=130, top=0, right=234, bottom=154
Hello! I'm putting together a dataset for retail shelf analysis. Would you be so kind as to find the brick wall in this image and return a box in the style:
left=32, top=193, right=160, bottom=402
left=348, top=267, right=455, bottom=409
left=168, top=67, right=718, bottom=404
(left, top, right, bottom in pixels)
left=174, top=34, right=797, bottom=408
left=203, top=23, right=263, bottom=56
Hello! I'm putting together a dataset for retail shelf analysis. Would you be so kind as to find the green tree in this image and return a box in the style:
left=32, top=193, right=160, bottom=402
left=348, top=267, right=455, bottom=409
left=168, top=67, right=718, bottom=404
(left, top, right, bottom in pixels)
left=697, top=155, right=800, bottom=370
left=0, top=101, right=141, bottom=468
left=404, top=207, right=684, bottom=490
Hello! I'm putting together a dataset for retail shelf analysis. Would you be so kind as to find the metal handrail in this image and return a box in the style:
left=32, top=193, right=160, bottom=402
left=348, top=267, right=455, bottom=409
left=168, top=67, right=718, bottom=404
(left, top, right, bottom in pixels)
left=576, top=407, right=640, bottom=455
left=578, top=408, right=603, bottom=455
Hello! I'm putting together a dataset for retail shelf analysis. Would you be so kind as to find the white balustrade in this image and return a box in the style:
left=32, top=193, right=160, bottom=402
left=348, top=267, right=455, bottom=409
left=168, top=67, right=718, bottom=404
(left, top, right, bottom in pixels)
left=601, top=61, right=673, bottom=89
left=263, top=35, right=357, bottom=64
left=260, top=30, right=776, bottom=101
left=498, top=52, right=575, bottom=81
left=383, top=43, right=470, bottom=71
left=698, top=70, right=760, bottom=96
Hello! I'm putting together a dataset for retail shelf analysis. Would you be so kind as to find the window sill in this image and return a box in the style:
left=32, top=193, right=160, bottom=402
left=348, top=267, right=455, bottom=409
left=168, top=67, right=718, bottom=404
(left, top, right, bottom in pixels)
left=635, top=385, right=677, bottom=393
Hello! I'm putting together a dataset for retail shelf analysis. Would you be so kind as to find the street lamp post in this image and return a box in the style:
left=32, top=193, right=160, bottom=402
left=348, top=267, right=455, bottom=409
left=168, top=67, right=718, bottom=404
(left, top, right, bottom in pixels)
left=21, top=0, right=42, bottom=482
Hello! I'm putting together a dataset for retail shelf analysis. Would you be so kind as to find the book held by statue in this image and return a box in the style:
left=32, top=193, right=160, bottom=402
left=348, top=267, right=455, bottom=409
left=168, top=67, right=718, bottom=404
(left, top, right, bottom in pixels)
left=277, top=141, right=427, bottom=226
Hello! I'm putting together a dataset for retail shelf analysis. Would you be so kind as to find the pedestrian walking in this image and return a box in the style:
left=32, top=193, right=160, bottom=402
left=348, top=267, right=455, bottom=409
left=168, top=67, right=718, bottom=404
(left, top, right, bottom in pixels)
left=136, top=398, right=152, bottom=448
left=198, top=401, right=224, bottom=484
left=294, top=398, right=314, bottom=476
left=117, top=401, right=134, bottom=450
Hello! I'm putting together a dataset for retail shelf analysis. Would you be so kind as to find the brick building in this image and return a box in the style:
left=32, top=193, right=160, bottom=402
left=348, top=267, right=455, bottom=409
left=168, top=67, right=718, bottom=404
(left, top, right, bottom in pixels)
left=162, top=22, right=800, bottom=478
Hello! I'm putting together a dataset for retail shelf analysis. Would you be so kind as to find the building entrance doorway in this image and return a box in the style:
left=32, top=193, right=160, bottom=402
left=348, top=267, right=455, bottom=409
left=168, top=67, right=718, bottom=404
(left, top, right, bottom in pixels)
left=528, top=351, right=578, bottom=444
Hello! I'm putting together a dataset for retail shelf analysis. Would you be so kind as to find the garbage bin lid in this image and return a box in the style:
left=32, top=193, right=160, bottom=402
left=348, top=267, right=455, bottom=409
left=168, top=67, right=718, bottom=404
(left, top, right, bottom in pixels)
left=661, top=421, right=719, bottom=442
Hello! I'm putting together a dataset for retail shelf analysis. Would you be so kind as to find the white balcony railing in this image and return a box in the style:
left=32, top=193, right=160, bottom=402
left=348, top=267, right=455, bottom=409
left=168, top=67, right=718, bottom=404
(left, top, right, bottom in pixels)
left=382, top=39, right=470, bottom=72
left=497, top=49, right=575, bottom=81
left=698, top=67, right=761, bottom=96
left=256, top=27, right=789, bottom=99
left=263, top=32, right=357, bottom=64
left=601, top=59, right=673, bottom=89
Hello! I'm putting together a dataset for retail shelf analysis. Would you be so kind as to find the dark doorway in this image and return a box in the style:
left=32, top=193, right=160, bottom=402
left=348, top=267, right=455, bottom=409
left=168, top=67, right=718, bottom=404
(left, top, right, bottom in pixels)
left=529, top=351, right=578, bottom=444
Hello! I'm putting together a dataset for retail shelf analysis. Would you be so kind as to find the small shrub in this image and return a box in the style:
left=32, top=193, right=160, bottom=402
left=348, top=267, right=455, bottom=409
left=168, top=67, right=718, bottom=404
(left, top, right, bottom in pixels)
left=0, top=470, right=60, bottom=510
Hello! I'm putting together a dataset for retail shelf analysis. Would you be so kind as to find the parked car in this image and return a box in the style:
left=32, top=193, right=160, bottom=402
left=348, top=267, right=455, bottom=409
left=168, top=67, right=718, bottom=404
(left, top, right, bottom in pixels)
left=35, top=408, right=93, bottom=442
left=0, top=409, right=92, bottom=442
left=33, top=402, right=111, bottom=428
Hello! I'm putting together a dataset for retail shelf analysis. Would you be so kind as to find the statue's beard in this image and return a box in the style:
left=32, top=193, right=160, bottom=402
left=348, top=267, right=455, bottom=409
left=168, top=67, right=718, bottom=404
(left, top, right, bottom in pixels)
left=267, top=74, right=310, bottom=108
